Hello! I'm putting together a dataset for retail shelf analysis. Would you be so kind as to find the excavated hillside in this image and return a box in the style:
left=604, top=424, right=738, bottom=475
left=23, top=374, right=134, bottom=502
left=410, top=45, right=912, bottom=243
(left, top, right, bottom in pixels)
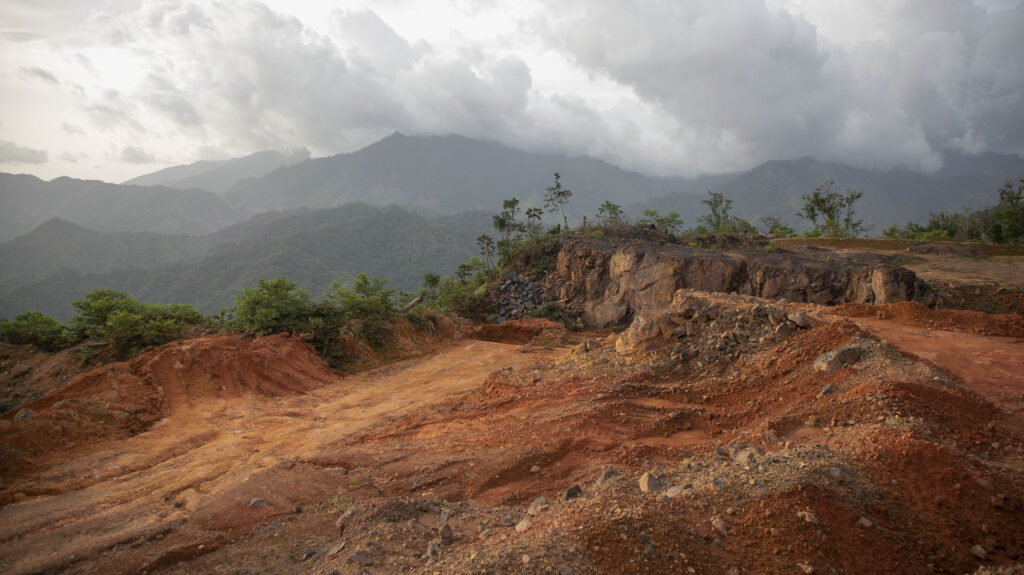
left=1, top=237, right=1022, bottom=575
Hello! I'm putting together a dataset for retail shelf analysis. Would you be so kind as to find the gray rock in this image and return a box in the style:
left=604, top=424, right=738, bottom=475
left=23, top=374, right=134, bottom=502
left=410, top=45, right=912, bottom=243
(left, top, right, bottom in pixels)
left=558, top=565, right=575, bottom=575
left=713, top=445, right=729, bottom=457
left=594, top=467, right=622, bottom=488
left=426, top=542, right=441, bottom=558
left=971, top=544, right=987, bottom=559
left=731, top=446, right=765, bottom=464
left=813, top=345, right=863, bottom=372
left=817, top=383, right=836, bottom=398
left=248, top=498, right=270, bottom=508
left=788, top=311, right=814, bottom=328
left=711, top=516, right=728, bottom=536
left=439, top=523, right=454, bottom=544
left=515, top=516, right=532, bottom=533
left=643, top=543, right=661, bottom=557
left=639, top=472, right=666, bottom=493
left=564, top=484, right=583, bottom=500
left=527, top=496, right=549, bottom=515
left=348, top=550, right=375, bottom=566
left=13, top=408, right=33, bottom=423
left=857, top=517, right=873, bottom=528
left=335, top=502, right=359, bottom=535
left=665, top=485, right=684, bottom=498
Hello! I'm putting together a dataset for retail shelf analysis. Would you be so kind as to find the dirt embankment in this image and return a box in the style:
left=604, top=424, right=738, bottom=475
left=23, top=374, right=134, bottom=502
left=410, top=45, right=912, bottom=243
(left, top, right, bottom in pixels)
left=0, top=333, right=339, bottom=481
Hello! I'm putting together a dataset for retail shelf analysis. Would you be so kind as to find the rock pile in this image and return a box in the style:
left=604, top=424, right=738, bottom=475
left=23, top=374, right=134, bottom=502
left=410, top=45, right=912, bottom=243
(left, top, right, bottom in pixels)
left=495, top=272, right=547, bottom=322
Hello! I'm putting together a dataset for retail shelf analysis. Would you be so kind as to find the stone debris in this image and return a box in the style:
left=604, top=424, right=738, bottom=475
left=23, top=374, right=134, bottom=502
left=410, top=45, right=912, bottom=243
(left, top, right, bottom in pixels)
left=248, top=498, right=270, bottom=508
left=813, top=345, right=864, bottom=372
left=594, top=467, right=622, bottom=488
left=347, top=550, right=375, bottom=566
left=515, top=517, right=532, bottom=533
left=564, top=484, right=583, bottom=500
left=711, top=516, right=728, bottom=536
left=495, top=272, right=546, bottom=322
left=797, top=510, right=818, bottom=524
left=972, top=545, right=988, bottom=560
left=335, top=502, right=359, bottom=535
left=638, top=472, right=666, bottom=493
left=527, top=496, right=549, bottom=515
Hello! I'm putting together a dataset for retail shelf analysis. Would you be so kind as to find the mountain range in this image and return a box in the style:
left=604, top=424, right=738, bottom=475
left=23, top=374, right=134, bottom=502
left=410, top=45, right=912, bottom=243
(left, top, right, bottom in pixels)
left=2, top=133, right=1023, bottom=320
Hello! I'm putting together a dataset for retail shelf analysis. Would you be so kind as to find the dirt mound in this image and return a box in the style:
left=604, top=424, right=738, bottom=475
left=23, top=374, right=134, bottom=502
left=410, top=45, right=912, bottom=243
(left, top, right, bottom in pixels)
left=0, top=333, right=337, bottom=480
left=831, top=300, right=1024, bottom=337
left=0, top=342, right=110, bottom=415
left=471, top=317, right=572, bottom=345
left=338, top=314, right=463, bottom=369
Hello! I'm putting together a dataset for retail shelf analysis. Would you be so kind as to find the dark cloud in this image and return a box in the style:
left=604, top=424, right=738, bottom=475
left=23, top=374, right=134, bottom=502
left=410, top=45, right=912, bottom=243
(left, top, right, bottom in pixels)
left=119, top=145, right=155, bottom=163
left=532, top=0, right=1024, bottom=171
left=18, top=66, right=59, bottom=85
left=0, top=139, right=47, bottom=163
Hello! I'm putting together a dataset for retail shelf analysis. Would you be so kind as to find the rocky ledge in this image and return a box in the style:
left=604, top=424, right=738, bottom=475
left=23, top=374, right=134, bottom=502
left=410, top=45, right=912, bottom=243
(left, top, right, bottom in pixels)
left=544, top=237, right=937, bottom=328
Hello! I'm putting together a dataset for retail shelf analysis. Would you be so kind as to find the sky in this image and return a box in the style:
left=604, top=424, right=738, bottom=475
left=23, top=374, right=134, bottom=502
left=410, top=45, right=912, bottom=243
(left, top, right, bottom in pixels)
left=1, top=0, right=1022, bottom=183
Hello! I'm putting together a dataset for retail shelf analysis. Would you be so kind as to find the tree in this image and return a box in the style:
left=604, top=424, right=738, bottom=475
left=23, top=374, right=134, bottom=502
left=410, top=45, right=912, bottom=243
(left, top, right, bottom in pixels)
left=493, top=198, right=526, bottom=261
left=70, top=289, right=140, bottom=340
left=696, top=191, right=757, bottom=234
left=638, top=209, right=683, bottom=235
left=797, top=181, right=871, bottom=237
left=0, top=311, right=72, bottom=351
left=544, top=172, right=573, bottom=229
left=476, top=234, right=496, bottom=270
left=597, top=200, right=626, bottom=226
left=233, top=277, right=312, bottom=335
left=525, top=206, right=544, bottom=239
left=996, top=178, right=1024, bottom=242
left=760, top=216, right=796, bottom=238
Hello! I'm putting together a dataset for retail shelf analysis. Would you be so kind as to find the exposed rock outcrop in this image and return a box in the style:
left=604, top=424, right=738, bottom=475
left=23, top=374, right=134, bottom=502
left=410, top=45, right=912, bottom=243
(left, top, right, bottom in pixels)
left=545, top=238, right=937, bottom=328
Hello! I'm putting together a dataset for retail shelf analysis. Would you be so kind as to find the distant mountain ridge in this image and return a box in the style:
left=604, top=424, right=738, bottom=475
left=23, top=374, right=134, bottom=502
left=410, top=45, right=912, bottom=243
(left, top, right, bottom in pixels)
left=123, top=149, right=310, bottom=194
left=221, top=132, right=711, bottom=216
left=0, top=173, right=251, bottom=242
left=0, top=204, right=492, bottom=321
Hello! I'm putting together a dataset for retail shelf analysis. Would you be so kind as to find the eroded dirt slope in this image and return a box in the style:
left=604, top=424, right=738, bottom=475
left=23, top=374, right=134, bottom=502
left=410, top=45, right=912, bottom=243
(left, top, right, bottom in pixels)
left=2, top=291, right=1022, bottom=575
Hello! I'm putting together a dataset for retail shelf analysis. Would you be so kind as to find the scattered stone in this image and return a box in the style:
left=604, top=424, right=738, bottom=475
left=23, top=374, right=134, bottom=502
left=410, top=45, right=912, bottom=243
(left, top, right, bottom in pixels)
left=522, top=554, right=531, bottom=565
left=347, top=550, right=375, bottom=566
left=858, top=517, right=873, bottom=528
left=817, top=383, right=836, bottom=398
left=643, top=543, right=661, bottom=557
left=13, top=408, right=33, bottom=423
left=477, top=521, right=490, bottom=533
left=439, top=508, right=453, bottom=523
left=797, top=510, right=818, bottom=524
left=711, top=516, right=728, bottom=536
left=789, top=311, right=814, bottom=328
left=828, top=467, right=843, bottom=480
left=425, top=542, right=441, bottom=558
left=253, top=522, right=280, bottom=535
left=972, top=545, right=987, bottom=559
left=515, top=517, right=532, bottom=533
left=564, top=484, right=583, bottom=500
left=530, top=465, right=541, bottom=473
left=527, top=496, right=549, bottom=515
left=248, top=498, right=270, bottom=508
left=439, top=523, right=454, bottom=544
left=797, top=563, right=814, bottom=574
left=594, top=467, right=622, bottom=488
left=813, top=345, right=863, bottom=372
left=327, top=542, right=346, bottom=557
left=301, top=550, right=317, bottom=561
left=558, top=565, right=575, bottom=575
left=665, top=485, right=684, bottom=498
left=731, top=446, right=765, bottom=464
left=714, top=445, right=729, bottom=457
left=639, top=472, right=666, bottom=493
left=710, top=478, right=727, bottom=491
left=335, top=502, right=359, bottom=535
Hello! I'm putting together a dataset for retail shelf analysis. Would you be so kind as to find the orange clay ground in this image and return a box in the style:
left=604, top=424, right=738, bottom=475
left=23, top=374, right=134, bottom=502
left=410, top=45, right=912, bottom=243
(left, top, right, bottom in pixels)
left=1, top=298, right=1023, bottom=575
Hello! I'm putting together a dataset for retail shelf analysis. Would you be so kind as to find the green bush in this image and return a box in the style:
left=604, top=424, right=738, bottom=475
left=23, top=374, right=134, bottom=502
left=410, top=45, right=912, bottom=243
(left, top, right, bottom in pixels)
left=0, top=311, right=73, bottom=351
left=233, top=277, right=313, bottom=335
left=326, top=273, right=395, bottom=319
left=69, top=289, right=141, bottom=340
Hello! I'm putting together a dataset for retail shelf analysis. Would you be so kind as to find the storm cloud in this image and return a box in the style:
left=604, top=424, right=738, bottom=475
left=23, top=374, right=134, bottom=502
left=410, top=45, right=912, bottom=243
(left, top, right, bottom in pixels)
left=0, top=0, right=1021, bottom=181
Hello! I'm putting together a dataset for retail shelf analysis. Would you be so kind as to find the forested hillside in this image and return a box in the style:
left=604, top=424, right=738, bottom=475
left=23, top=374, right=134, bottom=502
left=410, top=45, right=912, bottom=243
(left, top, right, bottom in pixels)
left=0, top=204, right=491, bottom=321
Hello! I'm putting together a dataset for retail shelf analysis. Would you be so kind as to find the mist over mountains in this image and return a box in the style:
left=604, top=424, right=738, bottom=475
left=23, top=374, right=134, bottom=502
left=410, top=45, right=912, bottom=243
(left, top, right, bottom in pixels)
left=1, top=132, right=1023, bottom=320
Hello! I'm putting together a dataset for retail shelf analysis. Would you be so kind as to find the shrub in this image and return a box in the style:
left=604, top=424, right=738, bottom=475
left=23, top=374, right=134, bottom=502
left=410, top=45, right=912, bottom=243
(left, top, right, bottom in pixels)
left=0, top=311, right=73, bottom=351
left=69, top=289, right=141, bottom=340
left=326, top=273, right=395, bottom=319
left=233, top=277, right=312, bottom=335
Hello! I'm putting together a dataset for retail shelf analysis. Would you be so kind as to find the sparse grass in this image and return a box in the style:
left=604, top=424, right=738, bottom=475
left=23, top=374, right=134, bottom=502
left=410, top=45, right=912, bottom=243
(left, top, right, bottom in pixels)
left=316, top=494, right=351, bottom=516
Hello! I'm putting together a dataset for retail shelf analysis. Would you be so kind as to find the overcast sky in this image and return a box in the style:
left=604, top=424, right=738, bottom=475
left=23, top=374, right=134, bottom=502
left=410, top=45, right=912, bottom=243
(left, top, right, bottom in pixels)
left=1, top=0, right=1022, bottom=183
